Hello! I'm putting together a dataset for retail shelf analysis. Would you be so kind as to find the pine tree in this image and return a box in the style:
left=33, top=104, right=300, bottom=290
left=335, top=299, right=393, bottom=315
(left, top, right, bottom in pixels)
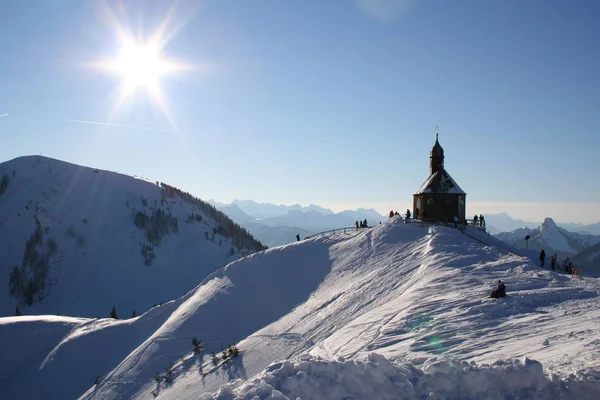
left=192, top=337, right=203, bottom=355
left=110, top=305, right=118, bottom=319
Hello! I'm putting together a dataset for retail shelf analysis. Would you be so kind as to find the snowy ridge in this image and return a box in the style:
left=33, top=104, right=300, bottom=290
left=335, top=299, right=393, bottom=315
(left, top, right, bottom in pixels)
left=0, top=155, right=263, bottom=318
left=1, top=218, right=600, bottom=399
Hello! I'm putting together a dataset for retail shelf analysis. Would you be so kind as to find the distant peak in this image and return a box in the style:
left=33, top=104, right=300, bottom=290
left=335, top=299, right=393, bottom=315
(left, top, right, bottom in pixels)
left=541, top=217, right=558, bottom=231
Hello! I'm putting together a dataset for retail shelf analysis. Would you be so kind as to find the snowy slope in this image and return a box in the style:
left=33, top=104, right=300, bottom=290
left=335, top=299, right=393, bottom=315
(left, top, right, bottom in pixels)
left=2, top=218, right=600, bottom=399
left=0, top=156, right=264, bottom=318
left=495, top=217, right=600, bottom=258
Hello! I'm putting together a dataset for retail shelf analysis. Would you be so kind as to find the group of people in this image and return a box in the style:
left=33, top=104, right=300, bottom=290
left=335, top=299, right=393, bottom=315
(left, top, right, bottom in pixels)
left=472, top=214, right=485, bottom=227
left=355, top=219, right=369, bottom=229
left=545, top=251, right=581, bottom=277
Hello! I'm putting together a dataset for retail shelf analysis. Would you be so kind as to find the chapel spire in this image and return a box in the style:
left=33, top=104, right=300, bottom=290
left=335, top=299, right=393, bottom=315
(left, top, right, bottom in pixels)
left=429, top=127, right=444, bottom=176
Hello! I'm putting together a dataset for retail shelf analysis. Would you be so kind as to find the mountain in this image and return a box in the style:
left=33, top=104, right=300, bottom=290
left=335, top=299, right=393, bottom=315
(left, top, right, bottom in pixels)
left=482, top=212, right=600, bottom=237
left=558, top=222, right=600, bottom=236
left=573, top=242, right=600, bottom=271
left=494, top=217, right=600, bottom=258
left=338, top=207, right=388, bottom=223
left=2, top=220, right=600, bottom=399
left=480, top=212, right=539, bottom=234
left=241, top=222, right=313, bottom=247
left=215, top=204, right=256, bottom=225
left=0, top=156, right=265, bottom=318
left=212, top=200, right=386, bottom=247
left=211, top=199, right=335, bottom=219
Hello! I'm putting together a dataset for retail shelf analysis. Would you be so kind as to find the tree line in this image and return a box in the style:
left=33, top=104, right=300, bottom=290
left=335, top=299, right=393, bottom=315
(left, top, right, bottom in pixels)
left=160, top=183, right=267, bottom=252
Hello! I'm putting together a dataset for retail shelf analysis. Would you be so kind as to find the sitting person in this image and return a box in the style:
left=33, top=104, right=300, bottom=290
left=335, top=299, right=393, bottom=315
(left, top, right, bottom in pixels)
left=490, top=280, right=506, bottom=298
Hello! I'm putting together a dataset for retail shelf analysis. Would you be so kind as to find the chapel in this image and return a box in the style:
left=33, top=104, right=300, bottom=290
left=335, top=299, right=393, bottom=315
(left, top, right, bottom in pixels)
left=413, top=133, right=466, bottom=222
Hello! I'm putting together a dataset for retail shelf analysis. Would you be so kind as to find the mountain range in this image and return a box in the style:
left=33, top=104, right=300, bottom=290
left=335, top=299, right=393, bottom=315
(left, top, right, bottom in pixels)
left=0, top=156, right=265, bottom=318
left=209, top=199, right=387, bottom=247
left=493, top=217, right=600, bottom=261
left=483, top=212, right=600, bottom=236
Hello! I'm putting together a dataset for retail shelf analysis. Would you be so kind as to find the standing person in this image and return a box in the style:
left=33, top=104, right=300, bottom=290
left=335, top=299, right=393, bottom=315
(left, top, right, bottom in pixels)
left=473, top=214, right=478, bottom=226
left=453, top=215, right=458, bottom=228
left=479, top=214, right=484, bottom=226
left=551, top=254, right=557, bottom=270
left=355, top=221, right=359, bottom=230
left=363, top=219, right=368, bottom=228
left=296, top=234, right=300, bottom=241
left=406, top=209, right=411, bottom=219
left=389, top=210, right=394, bottom=218
left=540, top=249, right=546, bottom=267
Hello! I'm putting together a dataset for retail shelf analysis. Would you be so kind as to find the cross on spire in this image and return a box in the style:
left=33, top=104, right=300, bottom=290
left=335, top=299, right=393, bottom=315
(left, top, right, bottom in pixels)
left=435, top=125, right=439, bottom=139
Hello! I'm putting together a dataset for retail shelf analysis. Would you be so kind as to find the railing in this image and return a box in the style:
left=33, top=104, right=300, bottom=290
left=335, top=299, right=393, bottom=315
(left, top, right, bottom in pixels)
left=403, top=217, right=486, bottom=231
left=304, top=217, right=486, bottom=240
left=305, top=226, right=371, bottom=240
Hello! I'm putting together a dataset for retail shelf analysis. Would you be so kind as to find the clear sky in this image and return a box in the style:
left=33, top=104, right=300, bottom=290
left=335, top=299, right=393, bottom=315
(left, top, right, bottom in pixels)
left=1, top=0, right=598, bottom=223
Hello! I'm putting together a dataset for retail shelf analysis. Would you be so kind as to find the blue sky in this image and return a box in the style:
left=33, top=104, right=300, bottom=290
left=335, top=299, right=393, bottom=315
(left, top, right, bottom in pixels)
left=1, top=0, right=598, bottom=223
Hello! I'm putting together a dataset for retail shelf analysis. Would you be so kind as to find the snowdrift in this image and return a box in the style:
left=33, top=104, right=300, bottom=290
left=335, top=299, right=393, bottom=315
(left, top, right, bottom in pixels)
left=201, top=353, right=600, bottom=400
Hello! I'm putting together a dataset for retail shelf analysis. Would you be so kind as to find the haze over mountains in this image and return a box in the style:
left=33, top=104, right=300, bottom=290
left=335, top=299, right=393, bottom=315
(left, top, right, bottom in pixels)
left=0, top=156, right=265, bottom=318
left=481, top=212, right=600, bottom=236
left=209, top=199, right=387, bottom=247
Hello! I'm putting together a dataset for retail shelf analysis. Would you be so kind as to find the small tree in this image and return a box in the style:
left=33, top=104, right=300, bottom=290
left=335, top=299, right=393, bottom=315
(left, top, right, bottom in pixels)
left=230, top=344, right=239, bottom=357
left=110, top=305, right=118, bottom=319
left=192, top=337, right=203, bottom=355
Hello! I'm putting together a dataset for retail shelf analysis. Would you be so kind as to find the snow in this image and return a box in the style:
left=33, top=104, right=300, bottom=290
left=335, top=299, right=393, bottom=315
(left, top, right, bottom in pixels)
left=414, top=169, right=466, bottom=195
left=0, top=156, right=260, bottom=318
left=199, top=354, right=600, bottom=400
left=2, top=218, right=600, bottom=399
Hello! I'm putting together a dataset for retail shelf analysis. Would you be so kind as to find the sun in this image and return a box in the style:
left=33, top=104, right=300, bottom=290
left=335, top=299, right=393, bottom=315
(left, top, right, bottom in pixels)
left=111, top=41, right=168, bottom=93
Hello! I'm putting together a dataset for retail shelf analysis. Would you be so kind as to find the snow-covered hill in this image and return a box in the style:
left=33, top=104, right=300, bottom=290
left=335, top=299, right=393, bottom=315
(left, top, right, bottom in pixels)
left=495, top=217, right=600, bottom=258
left=0, top=156, right=265, bottom=318
left=2, top=218, right=600, bottom=399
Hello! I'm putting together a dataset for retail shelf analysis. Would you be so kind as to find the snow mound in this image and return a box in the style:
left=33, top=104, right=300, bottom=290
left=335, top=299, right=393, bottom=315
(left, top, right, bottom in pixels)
left=200, top=353, right=600, bottom=400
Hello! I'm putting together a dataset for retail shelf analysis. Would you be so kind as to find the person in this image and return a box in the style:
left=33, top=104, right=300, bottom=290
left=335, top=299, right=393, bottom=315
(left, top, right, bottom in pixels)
left=355, top=221, right=359, bottom=230
left=480, top=214, right=485, bottom=227
left=490, top=280, right=506, bottom=298
left=363, top=219, right=368, bottom=228
left=473, top=214, right=478, bottom=226
left=551, top=254, right=557, bottom=270
left=389, top=210, right=394, bottom=218
left=406, top=209, right=411, bottom=219
left=296, top=234, right=300, bottom=241
left=453, top=215, right=458, bottom=228
left=395, top=211, right=399, bottom=216
left=540, top=249, right=546, bottom=267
